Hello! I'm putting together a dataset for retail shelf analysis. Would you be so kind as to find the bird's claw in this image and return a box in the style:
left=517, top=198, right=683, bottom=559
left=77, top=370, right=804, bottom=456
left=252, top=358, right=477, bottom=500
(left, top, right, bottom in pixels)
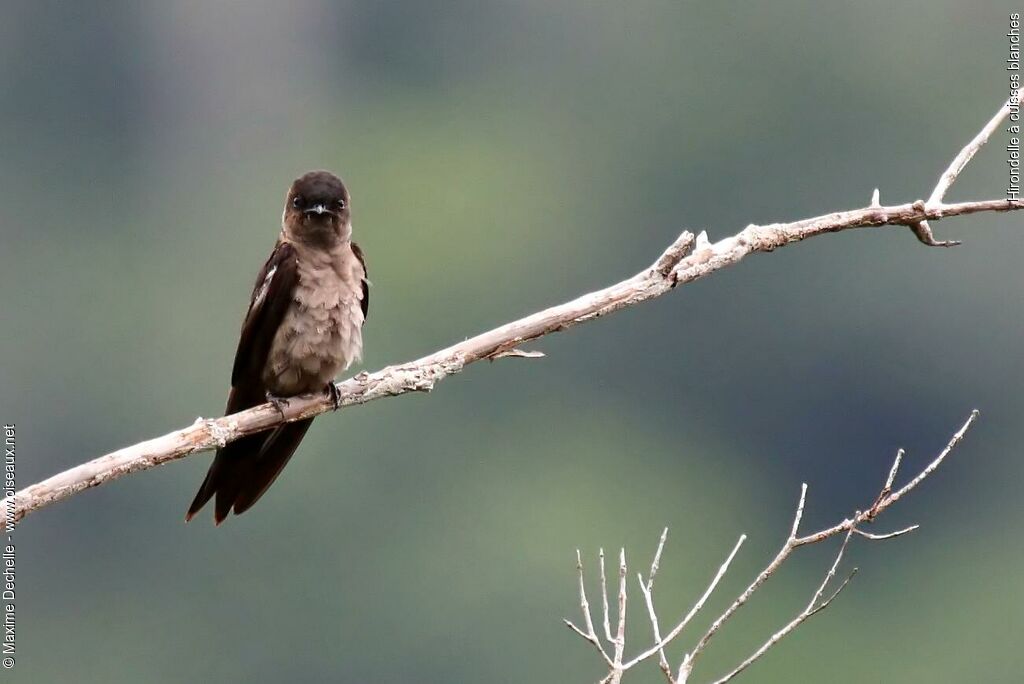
left=325, top=382, right=342, bottom=410
left=265, top=391, right=290, bottom=418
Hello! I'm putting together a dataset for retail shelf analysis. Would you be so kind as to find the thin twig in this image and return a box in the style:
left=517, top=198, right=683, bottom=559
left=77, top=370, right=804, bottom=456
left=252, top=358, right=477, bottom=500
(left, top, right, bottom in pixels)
left=614, top=549, right=628, bottom=666
left=870, top=447, right=904, bottom=515
left=677, top=486, right=809, bottom=682
left=565, top=549, right=612, bottom=666
left=929, top=90, right=1024, bottom=204
left=637, top=575, right=673, bottom=681
left=709, top=526, right=860, bottom=684
left=600, top=548, right=613, bottom=644
left=797, top=409, right=978, bottom=546
left=907, top=218, right=960, bottom=248
left=910, top=89, right=1022, bottom=246
left=637, top=528, right=673, bottom=680
left=877, top=409, right=979, bottom=511
left=624, top=534, right=747, bottom=672
left=646, top=528, right=669, bottom=593
left=853, top=525, right=918, bottom=541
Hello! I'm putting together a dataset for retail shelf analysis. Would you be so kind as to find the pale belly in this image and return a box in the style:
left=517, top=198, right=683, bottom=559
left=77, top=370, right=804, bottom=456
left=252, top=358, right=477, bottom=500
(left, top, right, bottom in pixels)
left=263, top=297, right=364, bottom=396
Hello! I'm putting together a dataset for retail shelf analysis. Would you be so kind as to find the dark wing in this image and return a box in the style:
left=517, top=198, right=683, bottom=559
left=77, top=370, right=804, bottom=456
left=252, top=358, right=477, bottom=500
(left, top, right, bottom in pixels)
left=186, top=239, right=301, bottom=523
left=230, top=240, right=300, bottom=398
left=351, top=241, right=369, bottom=320
left=230, top=418, right=314, bottom=515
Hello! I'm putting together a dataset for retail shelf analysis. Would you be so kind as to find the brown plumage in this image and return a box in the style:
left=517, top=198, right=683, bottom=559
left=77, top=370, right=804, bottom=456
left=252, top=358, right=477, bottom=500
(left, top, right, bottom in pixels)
left=186, top=171, right=369, bottom=524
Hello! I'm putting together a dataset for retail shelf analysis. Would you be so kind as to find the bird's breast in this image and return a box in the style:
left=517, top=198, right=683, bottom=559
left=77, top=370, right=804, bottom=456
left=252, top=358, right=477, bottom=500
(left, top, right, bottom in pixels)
left=264, top=247, right=365, bottom=396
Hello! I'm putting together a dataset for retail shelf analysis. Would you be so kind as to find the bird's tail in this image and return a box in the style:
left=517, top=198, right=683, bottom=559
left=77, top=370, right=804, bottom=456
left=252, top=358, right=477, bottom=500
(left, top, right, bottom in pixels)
left=185, top=417, right=314, bottom=524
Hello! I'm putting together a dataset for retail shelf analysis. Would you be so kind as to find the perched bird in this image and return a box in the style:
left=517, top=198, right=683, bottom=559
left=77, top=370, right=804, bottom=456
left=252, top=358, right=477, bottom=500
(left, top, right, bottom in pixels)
left=186, top=170, right=369, bottom=524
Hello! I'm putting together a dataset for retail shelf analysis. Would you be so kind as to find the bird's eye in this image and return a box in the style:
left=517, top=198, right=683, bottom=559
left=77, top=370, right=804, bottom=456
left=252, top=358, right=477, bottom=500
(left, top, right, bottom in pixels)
left=336, top=199, right=346, bottom=210
left=292, top=196, right=302, bottom=209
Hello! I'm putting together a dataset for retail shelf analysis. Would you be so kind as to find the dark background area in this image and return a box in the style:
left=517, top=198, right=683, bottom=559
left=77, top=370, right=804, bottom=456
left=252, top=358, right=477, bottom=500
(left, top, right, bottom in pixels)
left=1, top=2, right=1021, bottom=682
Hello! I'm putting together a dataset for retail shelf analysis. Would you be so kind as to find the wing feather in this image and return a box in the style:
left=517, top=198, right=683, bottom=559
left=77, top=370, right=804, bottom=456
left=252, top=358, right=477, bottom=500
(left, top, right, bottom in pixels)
left=186, top=239, right=301, bottom=522
left=230, top=240, right=299, bottom=394
left=351, top=241, right=369, bottom=320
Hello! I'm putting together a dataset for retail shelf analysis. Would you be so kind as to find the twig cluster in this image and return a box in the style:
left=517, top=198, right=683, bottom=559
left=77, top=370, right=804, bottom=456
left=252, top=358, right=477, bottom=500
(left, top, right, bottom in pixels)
left=565, top=411, right=978, bottom=683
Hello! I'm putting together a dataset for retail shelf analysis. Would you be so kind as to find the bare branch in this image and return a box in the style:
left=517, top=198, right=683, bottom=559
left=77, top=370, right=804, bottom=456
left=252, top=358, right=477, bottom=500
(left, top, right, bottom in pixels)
left=929, top=90, right=1024, bottom=204
left=636, top=529, right=673, bottom=680
left=611, top=549, right=628, bottom=679
left=877, top=409, right=979, bottom=512
left=617, top=549, right=628, bottom=650
left=565, top=549, right=612, bottom=667
left=625, top=534, right=746, bottom=672
left=880, top=448, right=904, bottom=498
left=569, top=411, right=980, bottom=684
left=646, top=527, right=669, bottom=594
left=907, top=218, right=961, bottom=247
left=853, top=525, right=918, bottom=541
left=5, top=203, right=1012, bottom=527
left=487, top=347, right=546, bottom=360
left=709, top=527, right=860, bottom=684
left=4, top=88, right=1017, bottom=528
left=908, top=90, right=1022, bottom=247
left=710, top=567, right=858, bottom=684
left=637, top=575, right=673, bottom=682
left=677, top=487, right=809, bottom=682
left=600, top=548, right=613, bottom=644
left=790, top=483, right=808, bottom=538
left=797, top=409, right=978, bottom=545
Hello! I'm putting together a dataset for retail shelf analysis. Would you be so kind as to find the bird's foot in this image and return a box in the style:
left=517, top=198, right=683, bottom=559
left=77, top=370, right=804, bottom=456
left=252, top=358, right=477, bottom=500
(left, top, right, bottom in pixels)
left=324, top=382, right=342, bottom=410
left=265, top=391, right=291, bottom=419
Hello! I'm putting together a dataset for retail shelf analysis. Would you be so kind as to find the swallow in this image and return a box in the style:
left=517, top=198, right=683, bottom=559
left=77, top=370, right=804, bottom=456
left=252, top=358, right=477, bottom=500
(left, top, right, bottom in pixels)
left=186, top=170, right=369, bottom=524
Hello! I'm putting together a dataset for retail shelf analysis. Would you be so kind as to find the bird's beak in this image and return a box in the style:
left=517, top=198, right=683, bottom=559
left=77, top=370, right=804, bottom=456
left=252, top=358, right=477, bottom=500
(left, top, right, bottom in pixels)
left=303, top=204, right=334, bottom=217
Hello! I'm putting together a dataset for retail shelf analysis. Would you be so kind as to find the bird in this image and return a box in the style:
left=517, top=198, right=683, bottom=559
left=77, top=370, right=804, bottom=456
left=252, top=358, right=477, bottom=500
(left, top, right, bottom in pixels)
left=186, top=170, right=369, bottom=524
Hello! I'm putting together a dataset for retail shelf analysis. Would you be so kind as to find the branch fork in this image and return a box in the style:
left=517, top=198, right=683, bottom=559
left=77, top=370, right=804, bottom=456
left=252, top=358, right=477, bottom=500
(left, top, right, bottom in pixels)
left=908, top=90, right=1024, bottom=246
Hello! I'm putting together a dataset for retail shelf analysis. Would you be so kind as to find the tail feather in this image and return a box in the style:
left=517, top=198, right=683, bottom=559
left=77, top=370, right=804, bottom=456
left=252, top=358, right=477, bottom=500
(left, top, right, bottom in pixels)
left=233, top=418, right=313, bottom=515
left=185, top=418, right=313, bottom=524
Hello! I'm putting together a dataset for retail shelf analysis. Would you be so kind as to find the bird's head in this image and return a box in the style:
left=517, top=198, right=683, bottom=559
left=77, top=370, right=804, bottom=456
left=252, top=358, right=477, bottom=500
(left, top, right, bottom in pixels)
left=283, top=170, right=352, bottom=246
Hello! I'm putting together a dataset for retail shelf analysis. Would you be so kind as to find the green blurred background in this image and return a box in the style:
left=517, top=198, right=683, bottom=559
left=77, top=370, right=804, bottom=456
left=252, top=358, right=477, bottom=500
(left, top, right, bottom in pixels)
left=1, top=1, right=1022, bottom=682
